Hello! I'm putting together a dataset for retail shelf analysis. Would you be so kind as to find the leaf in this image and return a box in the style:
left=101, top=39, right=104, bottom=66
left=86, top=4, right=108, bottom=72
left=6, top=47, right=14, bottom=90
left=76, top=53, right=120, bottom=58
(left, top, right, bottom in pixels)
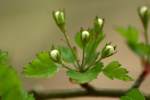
left=74, top=28, right=104, bottom=66
left=0, top=50, right=34, bottom=100
left=58, top=46, right=76, bottom=63
left=120, top=88, right=145, bottom=100
left=75, top=32, right=83, bottom=48
left=103, top=61, right=132, bottom=81
left=67, top=62, right=103, bottom=84
left=84, top=30, right=104, bottom=65
left=128, top=42, right=150, bottom=59
left=0, top=50, right=8, bottom=64
left=116, top=26, right=139, bottom=43
left=23, top=51, right=58, bottom=78
left=2, top=87, right=34, bottom=100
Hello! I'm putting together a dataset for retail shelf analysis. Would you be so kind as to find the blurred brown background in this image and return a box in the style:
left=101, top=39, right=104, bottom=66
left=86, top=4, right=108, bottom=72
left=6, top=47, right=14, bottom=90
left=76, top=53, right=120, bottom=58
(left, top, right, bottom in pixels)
left=0, top=0, right=150, bottom=100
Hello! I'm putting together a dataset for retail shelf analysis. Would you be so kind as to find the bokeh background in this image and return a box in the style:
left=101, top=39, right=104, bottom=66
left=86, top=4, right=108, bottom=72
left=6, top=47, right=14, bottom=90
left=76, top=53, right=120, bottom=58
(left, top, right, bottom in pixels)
left=0, top=0, right=150, bottom=100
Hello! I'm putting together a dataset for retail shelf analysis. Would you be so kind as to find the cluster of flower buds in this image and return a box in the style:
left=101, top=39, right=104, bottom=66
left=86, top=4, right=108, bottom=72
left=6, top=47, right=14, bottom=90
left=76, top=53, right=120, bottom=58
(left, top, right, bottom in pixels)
left=138, top=6, right=150, bottom=29
left=50, top=49, right=61, bottom=63
left=53, top=10, right=65, bottom=31
left=101, top=44, right=116, bottom=58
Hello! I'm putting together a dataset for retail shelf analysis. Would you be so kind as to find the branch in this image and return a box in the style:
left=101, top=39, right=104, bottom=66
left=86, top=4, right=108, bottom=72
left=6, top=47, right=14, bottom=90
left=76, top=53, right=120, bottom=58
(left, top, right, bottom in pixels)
left=31, top=88, right=150, bottom=100
left=130, top=60, right=150, bottom=89
left=130, top=69, right=148, bottom=89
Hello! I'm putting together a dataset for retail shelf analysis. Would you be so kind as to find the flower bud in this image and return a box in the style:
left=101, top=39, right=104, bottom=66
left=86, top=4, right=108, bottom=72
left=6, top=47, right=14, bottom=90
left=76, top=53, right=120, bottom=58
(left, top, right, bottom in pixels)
left=81, top=30, right=90, bottom=43
left=50, top=49, right=61, bottom=62
left=97, top=17, right=104, bottom=28
left=139, top=6, right=148, bottom=17
left=101, top=44, right=116, bottom=58
left=94, top=17, right=104, bottom=32
left=138, top=6, right=150, bottom=29
left=53, top=10, right=65, bottom=31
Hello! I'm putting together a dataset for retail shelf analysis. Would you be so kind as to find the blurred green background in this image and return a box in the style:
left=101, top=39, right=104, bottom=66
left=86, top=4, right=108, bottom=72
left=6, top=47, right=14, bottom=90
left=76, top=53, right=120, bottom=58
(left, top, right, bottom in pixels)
left=0, top=0, right=150, bottom=100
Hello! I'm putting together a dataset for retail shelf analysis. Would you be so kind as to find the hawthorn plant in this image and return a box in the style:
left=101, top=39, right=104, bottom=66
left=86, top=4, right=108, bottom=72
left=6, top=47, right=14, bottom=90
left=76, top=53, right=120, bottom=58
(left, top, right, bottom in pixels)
left=0, top=5, right=150, bottom=100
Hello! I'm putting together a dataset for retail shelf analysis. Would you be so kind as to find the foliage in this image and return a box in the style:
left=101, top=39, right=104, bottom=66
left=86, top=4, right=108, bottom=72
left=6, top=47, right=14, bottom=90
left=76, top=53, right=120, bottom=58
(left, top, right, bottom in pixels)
left=120, top=88, right=145, bottom=100
left=23, top=51, right=58, bottom=78
left=103, top=61, right=132, bottom=81
left=0, top=5, right=149, bottom=100
left=23, top=10, right=132, bottom=85
left=0, top=50, right=34, bottom=100
left=116, top=6, right=150, bottom=62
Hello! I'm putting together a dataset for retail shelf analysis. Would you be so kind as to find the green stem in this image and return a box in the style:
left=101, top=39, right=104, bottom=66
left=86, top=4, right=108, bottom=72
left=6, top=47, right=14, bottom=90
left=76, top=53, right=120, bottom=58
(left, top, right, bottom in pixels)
left=144, top=28, right=149, bottom=44
left=62, top=30, right=81, bottom=69
left=85, top=54, right=102, bottom=71
left=61, top=61, right=73, bottom=70
left=143, top=25, right=150, bottom=62
left=81, top=46, right=85, bottom=71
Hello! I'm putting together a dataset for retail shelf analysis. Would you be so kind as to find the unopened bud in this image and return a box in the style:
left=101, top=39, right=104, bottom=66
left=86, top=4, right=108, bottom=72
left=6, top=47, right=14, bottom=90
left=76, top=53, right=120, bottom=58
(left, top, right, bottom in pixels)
left=139, top=6, right=148, bottom=17
left=97, top=18, right=104, bottom=28
left=53, top=10, right=65, bottom=30
left=101, top=44, right=116, bottom=58
left=94, top=17, right=104, bottom=33
left=138, top=6, right=150, bottom=29
left=50, top=49, right=61, bottom=62
left=81, top=30, right=90, bottom=43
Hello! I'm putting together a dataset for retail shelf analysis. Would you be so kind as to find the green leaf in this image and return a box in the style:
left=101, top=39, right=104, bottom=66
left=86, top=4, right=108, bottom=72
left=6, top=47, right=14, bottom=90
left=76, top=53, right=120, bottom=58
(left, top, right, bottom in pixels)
left=74, top=28, right=104, bottom=66
left=103, top=61, right=132, bottom=81
left=0, top=50, right=34, bottom=100
left=58, top=46, right=76, bottom=63
left=67, top=62, right=103, bottom=84
left=75, top=32, right=83, bottom=48
left=84, top=30, right=104, bottom=65
left=128, top=42, right=150, bottom=59
left=0, top=50, right=8, bottom=64
left=24, top=51, right=58, bottom=78
left=120, top=88, right=145, bottom=100
left=2, top=87, right=34, bottom=100
left=116, top=26, right=139, bottom=43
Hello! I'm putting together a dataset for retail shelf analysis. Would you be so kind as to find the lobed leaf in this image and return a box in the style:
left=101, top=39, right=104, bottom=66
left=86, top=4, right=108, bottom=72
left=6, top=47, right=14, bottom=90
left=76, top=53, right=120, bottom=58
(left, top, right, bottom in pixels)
left=0, top=50, right=34, bottom=100
left=23, top=51, right=59, bottom=78
left=116, top=26, right=139, bottom=43
left=128, top=42, right=150, bottom=59
left=67, top=62, right=103, bottom=84
left=103, top=61, right=132, bottom=81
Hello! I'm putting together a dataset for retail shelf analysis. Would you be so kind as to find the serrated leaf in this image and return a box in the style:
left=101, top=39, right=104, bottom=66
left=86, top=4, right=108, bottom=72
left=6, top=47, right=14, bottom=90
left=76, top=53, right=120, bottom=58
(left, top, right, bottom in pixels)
left=58, top=46, right=76, bottom=63
left=0, top=50, right=34, bottom=100
left=120, top=88, right=145, bottom=100
left=103, top=61, right=132, bottom=81
left=67, top=62, right=103, bottom=84
left=24, top=51, right=58, bottom=78
left=128, top=42, right=150, bottom=59
left=116, top=26, right=139, bottom=43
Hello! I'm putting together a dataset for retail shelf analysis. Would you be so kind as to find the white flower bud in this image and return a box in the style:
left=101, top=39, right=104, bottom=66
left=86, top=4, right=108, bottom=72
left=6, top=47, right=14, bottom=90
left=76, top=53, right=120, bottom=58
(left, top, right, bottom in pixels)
left=53, top=10, right=65, bottom=25
left=50, top=49, right=61, bottom=62
left=81, top=30, right=90, bottom=41
left=139, top=6, right=148, bottom=16
left=97, top=18, right=104, bottom=27
left=101, top=44, right=116, bottom=58
left=105, top=45, right=115, bottom=55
